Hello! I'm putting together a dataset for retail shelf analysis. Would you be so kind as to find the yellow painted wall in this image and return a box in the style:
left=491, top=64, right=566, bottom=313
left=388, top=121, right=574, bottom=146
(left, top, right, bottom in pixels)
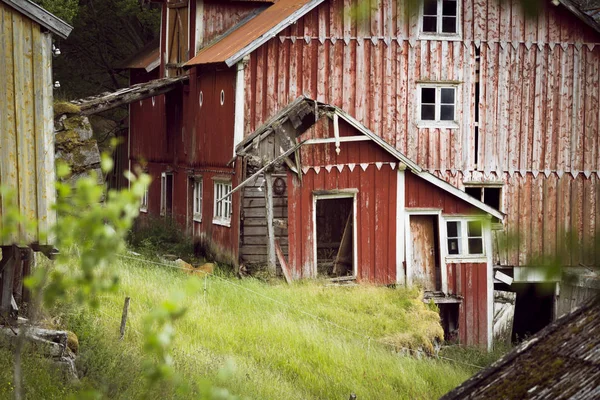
left=0, top=2, right=55, bottom=245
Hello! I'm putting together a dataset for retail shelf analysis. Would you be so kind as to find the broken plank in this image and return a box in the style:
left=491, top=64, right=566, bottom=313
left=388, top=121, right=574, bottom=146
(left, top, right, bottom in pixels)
left=275, top=239, right=292, bottom=284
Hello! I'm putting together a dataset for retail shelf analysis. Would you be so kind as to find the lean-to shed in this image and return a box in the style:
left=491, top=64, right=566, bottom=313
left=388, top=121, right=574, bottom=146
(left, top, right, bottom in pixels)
left=0, top=0, right=72, bottom=315
left=236, top=97, right=503, bottom=347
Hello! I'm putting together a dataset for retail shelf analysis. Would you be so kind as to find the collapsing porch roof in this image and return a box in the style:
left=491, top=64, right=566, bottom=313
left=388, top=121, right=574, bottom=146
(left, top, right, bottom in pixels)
left=236, top=96, right=505, bottom=221
left=70, top=75, right=188, bottom=115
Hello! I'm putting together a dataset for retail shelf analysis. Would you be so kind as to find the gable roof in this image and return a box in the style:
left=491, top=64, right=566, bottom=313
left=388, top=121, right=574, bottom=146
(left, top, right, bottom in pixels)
left=441, top=296, right=600, bottom=400
left=237, top=96, right=505, bottom=220
left=185, top=0, right=326, bottom=67
left=1, top=0, right=72, bottom=39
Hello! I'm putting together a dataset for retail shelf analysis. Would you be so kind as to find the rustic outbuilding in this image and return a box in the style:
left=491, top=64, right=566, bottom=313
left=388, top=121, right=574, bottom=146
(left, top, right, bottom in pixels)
left=235, top=96, right=503, bottom=347
left=0, top=0, right=72, bottom=317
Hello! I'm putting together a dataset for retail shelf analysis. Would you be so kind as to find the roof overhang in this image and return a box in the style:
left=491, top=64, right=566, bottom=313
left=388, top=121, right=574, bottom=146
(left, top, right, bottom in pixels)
left=559, top=0, right=600, bottom=35
left=1, top=0, right=72, bottom=39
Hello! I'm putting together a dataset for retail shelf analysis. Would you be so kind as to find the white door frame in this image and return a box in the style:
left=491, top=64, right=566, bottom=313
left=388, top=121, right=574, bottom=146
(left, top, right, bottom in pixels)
left=404, top=208, right=447, bottom=293
left=312, top=191, right=358, bottom=278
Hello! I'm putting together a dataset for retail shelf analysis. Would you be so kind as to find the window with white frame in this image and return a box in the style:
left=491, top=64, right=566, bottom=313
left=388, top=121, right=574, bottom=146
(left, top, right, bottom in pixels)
left=140, top=187, right=148, bottom=213
left=446, top=219, right=484, bottom=256
left=419, top=85, right=457, bottom=125
left=213, top=180, right=232, bottom=226
left=421, top=0, right=459, bottom=37
left=192, top=177, right=202, bottom=222
left=160, top=172, right=173, bottom=217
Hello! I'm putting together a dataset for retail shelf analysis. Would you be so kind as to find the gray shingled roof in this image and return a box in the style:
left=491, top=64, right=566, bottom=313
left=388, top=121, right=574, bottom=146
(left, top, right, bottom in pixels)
left=441, top=296, right=600, bottom=400
left=1, top=0, right=72, bottom=39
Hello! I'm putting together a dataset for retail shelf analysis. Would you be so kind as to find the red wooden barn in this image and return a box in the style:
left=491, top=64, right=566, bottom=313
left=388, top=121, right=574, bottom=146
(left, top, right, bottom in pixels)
left=106, top=0, right=600, bottom=347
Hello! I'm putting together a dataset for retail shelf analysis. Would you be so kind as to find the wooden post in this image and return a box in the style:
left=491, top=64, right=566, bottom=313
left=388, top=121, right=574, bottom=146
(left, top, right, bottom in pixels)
left=120, top=296, right=131, bottom=340
left=0, top=246, right=17, bottom=317
left=265, top=172, right=277, bottom=274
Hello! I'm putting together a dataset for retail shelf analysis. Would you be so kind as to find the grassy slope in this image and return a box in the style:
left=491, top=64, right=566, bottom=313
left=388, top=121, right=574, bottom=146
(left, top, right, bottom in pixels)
left=3, top=257, right=479, bottom=399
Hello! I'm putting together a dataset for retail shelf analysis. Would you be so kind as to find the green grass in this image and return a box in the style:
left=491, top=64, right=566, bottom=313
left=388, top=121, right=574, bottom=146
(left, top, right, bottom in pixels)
left=2, top=256, right=491, bottom=399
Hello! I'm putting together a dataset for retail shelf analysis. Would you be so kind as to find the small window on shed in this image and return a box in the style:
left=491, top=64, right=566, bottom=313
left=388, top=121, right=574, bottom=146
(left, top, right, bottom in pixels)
left=446, top=219, right=485, bottom=257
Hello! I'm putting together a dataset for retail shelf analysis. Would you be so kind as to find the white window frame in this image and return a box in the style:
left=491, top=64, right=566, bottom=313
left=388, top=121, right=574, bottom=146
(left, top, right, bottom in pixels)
left=419, top=0, right=461, bottom=40
left=444, top=217, right=487, bottom=261
left=140, top=187, right=148, bottom=213
left=213, top=179, right=232, bottom=227
left=160, top=172, right=173, bottom=217
left=417, top=84, right=459, bottom=129
left=192, top=176, right=202, bottom=223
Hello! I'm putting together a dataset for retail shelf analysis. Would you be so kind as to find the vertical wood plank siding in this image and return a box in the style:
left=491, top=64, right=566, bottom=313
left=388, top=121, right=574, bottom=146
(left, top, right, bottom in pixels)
left=287, top=120, right=398, bottom=282
left=0, top=4, right=55, bottom=245
left=242, top=0, right=600, bottom=267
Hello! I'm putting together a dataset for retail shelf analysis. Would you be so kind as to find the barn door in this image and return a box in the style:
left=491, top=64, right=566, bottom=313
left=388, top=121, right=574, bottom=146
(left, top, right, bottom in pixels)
left=409, top=215, right=440, bottom=291
left=166, top=0, right=189, bottom=76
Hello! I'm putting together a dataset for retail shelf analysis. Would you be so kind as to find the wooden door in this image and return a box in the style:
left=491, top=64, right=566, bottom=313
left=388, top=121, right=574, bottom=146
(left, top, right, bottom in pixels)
left=410, top=215, right=438, bottom=291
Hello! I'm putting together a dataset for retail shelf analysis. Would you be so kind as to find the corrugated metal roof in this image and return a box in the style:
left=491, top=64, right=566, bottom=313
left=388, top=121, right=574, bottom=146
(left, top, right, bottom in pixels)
left=441, top=297, right=600, bottom=400
left=1, top=0, right=72, bottom=38
left=118, top=39, right=160, bottom=71
left=185, top=0, right=326, bottom=67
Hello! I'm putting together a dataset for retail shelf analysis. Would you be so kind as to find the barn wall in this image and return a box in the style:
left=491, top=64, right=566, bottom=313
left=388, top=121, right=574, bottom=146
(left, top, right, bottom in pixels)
left=0, top=4, right=55, bottom=245
left=130, top=94, right=169, bottom=163
left=405, top=171, right=480, bottom=214
left=447, top=262, right=489, bottom=346
left=241, top=0, right=600, bottom=267
left=287, top=137, right=398, bottom=283
left=239, top=172, right=288, bottom=265
left=198, top=0, right=265, bottom=49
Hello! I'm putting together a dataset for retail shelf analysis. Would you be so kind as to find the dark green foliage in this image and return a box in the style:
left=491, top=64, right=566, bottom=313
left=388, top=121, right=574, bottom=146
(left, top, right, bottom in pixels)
left=128, top=216, right=196, bottom=261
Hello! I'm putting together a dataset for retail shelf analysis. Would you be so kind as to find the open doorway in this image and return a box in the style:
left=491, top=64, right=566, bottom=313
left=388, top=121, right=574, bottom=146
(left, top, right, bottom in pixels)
left=315, top=196, right=354, bottom=278
left=409, top=214, right=441, bottom=291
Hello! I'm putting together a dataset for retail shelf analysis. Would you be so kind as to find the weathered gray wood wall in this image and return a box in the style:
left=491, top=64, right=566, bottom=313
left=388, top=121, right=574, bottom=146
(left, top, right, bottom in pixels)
left=0, top=2, right=55, bottom=245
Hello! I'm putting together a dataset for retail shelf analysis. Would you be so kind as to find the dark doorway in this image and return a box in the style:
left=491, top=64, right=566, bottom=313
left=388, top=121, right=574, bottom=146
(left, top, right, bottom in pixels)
left=511, top=283, right=555, bottom=342
left=315, top=197, right=354, bottom=277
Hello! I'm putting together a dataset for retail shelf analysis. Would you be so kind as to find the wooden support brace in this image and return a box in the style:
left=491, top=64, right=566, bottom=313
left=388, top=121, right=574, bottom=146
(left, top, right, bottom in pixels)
left=0, top=246, right=17, bottom=316
left=275, top=240, right=292, bottom=284
left=265, top=172, right=277, bottom=274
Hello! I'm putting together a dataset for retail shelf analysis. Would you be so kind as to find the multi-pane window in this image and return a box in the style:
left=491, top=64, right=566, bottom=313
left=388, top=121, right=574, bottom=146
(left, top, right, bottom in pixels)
left=160, top=172, right=173, bottom=217
left=422, top=0, right=459, bottom=35
left=213, top=180, right=232, bottom=226
left=193, top=177, right=202, bottom=222
left=446, top=220, right=484, bottom=256
left=420, top=86, right=456, bottom=123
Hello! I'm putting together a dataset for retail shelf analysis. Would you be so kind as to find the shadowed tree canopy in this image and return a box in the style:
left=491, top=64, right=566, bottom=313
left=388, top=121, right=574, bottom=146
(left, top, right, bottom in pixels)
left=35, top=0, right=161, bottom=100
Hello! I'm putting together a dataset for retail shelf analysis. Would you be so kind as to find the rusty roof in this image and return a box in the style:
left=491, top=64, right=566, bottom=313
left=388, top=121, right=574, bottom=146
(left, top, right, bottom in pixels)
left=441, top=296, right=600, bottom=400
left=118, top=39, right=160, bottom=71
left=185, top=0, right=326, bottom=67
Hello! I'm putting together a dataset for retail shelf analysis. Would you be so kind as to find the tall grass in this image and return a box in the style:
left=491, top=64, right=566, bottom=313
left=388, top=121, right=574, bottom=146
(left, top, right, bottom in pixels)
left=5, top=256, right=484, bottom=399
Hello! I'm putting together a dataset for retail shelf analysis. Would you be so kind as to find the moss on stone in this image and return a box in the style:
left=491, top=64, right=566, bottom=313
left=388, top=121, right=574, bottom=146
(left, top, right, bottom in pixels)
left=54, top=101, right=81, bottom=117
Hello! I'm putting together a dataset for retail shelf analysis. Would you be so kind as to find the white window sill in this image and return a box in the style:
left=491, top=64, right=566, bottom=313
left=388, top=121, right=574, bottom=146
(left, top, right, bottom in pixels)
left=193, top=216, right=202, bottom=223
left=418, top=34, right=462, bottom=42
left=416, top=120, right=459, bottom=129
left=212, top=218, right=231, bottom=228
left=140, top=208, right=148, bottom=213
left=445, top=255, right=487, bottom=264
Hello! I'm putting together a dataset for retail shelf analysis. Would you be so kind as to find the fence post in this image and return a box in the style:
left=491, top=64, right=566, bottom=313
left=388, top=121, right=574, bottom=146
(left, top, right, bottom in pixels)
left=120, top=296, right=131, bottom=340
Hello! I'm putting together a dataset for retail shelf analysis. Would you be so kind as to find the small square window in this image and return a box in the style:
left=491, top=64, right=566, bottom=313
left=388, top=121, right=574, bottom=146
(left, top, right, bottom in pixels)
left=465, top=185, right=502, bottom=211
left=419, top=85, right=457, bottom=125
left=446, top=219, right=485, bottom=256
left=213, top=180, right=232, bottom=226
left=421, top=0, right=460, bottom=37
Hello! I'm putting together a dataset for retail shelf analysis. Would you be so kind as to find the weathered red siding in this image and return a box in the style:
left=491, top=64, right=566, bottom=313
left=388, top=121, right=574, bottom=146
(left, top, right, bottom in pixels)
left=447, top=262, right=489, bottom=346
left=240, top=0, right=600, bottom=268
left=405, top=171, right=479, bottom=214
left=287, top=164, right=397, bottom=283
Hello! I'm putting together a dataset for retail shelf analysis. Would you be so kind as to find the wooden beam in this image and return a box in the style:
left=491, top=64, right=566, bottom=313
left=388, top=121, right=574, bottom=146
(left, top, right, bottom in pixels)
left=265, top=172, right=276, bottom=274
left=216, top=140, right=306, bottom=204
left=275, top=240, right=292, bottom=284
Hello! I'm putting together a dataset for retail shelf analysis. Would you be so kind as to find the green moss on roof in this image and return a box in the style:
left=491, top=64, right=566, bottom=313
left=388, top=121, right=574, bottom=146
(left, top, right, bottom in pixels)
left=54, top=101, right=81, bottom=117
